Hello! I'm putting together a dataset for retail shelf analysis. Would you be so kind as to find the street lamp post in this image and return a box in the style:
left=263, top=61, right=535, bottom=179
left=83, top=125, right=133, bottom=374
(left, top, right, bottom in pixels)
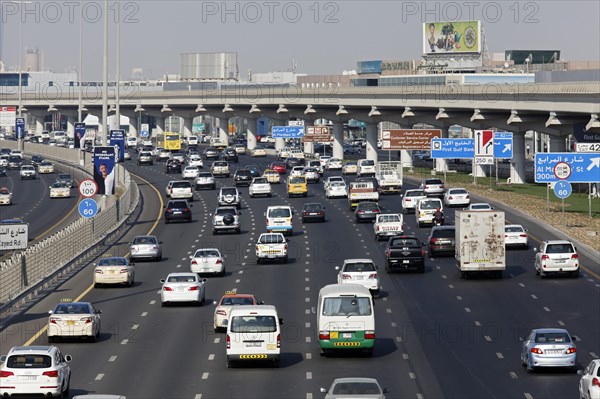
left=101, top=0, right=109, bottom=145
left=78, top=0, right=83, bottom=123
left=115, top=0, right=120, bottom=132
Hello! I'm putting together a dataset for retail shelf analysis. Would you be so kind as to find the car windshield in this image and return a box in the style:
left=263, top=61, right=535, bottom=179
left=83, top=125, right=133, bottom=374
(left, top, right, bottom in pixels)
left=167, top=275, right=197, bottom=283
left=221, top=188, right=237, bottom=196
left=194, top=250, right=220, bottom=257
left=133, top=236, right=157, bottom=245
left=420, top=201, right=440, bottom=210
left=54, top=303, right=90, bottom=314
left=7, top=355, right=52, bottom=369
left=98, top=258, right=128, bottom=266
left=344, top=262, right=376, bottom=272
left=230, top=315, right=277, bottom=333
left=322, top=297, right=372, bottom=316
left=332, top=382, right=381, bottom=395
left=390, top=237, right=419, bottom=247
left=0, top=188, right=9, bottom=194
left=534, top=332, right=571, bottom=343
left=431, top=228, right=455, bottom=238
left=221, top=297, right=254, bottom=306
left=546, top=244, right=575, bottom=253
left=268, top=208, right=291, bottom=218
left=259, top=234, right=285, bottom=244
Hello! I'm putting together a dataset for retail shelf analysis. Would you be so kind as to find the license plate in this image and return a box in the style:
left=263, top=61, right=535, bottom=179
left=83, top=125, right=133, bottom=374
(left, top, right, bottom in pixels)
left=245, top=342, right=261, bottom=347
left=109, top=270, right=115, bottom=274
left=342, top=333, right=352, bottom=338
left=354, top=275, right=364, bottom=280
left=173, top=211, right=182, bottom=214
left=268, top=254, right=276, bottom=258
left=18, top=375, right=37, bottom=381
left=403, top=260, right=410, bottom=264
left=555, top=260, right=566, bottom=264
left=67, top=320, right=75, bottom=325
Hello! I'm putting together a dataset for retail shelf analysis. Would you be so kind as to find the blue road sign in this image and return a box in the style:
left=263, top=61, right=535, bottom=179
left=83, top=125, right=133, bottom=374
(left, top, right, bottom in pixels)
left=15, top=118, right=25, bottom=139
left=553, top=181, right=572, bottom=199
left=271, top=126, right=304, bottom=138
left=140, top=130, right=149, bottom=138
left=78, top=199, right=98, bottom=218
left=535, top=152, right=600, bottom=183
left=494, top=132, right=513, bottom=159
left=431, top=138, right=474, bottom=159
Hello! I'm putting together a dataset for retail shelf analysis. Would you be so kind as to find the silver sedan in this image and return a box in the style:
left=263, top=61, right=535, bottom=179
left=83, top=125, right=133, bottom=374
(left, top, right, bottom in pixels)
left=520, top=328, right=577, bottom=373
left=130, top=235, right=162, bottom=262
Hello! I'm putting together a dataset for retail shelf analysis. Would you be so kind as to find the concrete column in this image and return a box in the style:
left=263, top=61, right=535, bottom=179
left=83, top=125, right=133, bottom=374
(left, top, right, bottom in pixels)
left=435, top=127, right=449, bottom=172
left=332, top=121, right=344, bottom=159
left=31, top=114, right=45, bottom=134
left=182, top=117, right=193, bottom=138
left=302, top=119, right=314, bottom=154
left=365, top=122, right=378, bottom=163
left=219, top=117, right=229, bottom=144
left=400, top=150, right=413, bottom=168
left=246, top=118, right=258, bottom=150
left=65, top=114, right=76, bottom=138
left=274, top=119, right=286, bottom=151
left=128, top=116, right=138, bottom=137
left=510, top=132, right=526, bottom=184
left=154, top=117, right=165, bottom=138
left=549, top=135, right=567, bottom=152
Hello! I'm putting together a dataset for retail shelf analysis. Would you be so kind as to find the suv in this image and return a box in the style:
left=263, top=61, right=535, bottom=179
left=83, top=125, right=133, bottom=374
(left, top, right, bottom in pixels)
left=420, top=178, right=445, bottom=197
left=212, top=206, right=241, bottom=234
left=0, top=346, right=72, bottom=397
left=534, top=240, right=579, bottom=278
left=211, top=161, right=230, bottom=177
left=19, top=165, right=36, bottom=180
left=427, top=226, right=456, bottom=257
left=217, top=187, right=241, bottom=209
left=233, top=169, right=253, bottom=186
left=138, top=151, right=153, bottom=165
left=166, top=180, right=194, bottom=200
left=164, top=199, right=192, bottom=223
left=165, top=159, right=182, bottom=174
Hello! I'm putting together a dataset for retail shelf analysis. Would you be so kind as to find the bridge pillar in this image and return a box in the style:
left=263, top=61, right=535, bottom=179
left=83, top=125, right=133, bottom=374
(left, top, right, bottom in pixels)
left=154, top=117, right=165, bottom=138
left=332, top=121, right=344, bottom=159
left=549, top=135, right=567, bottom=152
left=246, top=117, right=258, bottom=150
left=365, top=122, right=378, bottom=163
left=218, top=117, right=229, bottom=144
left=274, top=119, right=286, bottom=151
left=510, top=132, right=526, bottom=184
left=435, top=128, right=448, bottom=172
left=303, top=119, right=314, bottom=154
left=182, top=117, right=193, bottom=138
left=128, top=116, right=138, bottom=137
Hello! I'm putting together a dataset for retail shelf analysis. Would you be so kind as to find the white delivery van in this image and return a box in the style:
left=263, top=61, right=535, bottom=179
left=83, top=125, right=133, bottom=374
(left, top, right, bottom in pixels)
left=265, top=205, right=294, bottom=236
left=357, top=159, right=376, bottom=177
left=226, top=305, right=282, bottom=368
left=317, top=284, right=375, bottom=356
left=415, top=197, right=443, bottom=227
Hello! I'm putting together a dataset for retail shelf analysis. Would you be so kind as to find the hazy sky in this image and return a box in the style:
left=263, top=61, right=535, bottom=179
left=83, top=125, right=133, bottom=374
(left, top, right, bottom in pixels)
left=1, top=0, right=598, bottom=79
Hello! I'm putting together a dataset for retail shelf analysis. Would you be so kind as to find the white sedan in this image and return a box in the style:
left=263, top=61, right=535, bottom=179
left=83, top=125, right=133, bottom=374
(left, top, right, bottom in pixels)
left=465, top=202, right=493, bottom=211
left=94, top=256, right=135, bottom=287
left=249, top=177, right=272, bottom=198
left=335, top=259, right=380, bottom=296
left=579, top=359, right=600, bottom=399
left=182, top=166, right=200, bottom=179
left=443, top=188, right=470, bottom=207
left=505, top=224, right=529, bottom=248
left=323, top=176, right=346, bottom=190
left=188, top=155, right=204, bottom=168
left=326, top=158, right=343, bottom=171
left=290, top=166, right=305, bottom=177
left=0, top=187, right=12, bottom=205
left=304, top=167, right=320, bottom=183
left=325, top=182, right=348, bottom=198
left=160, top=273, right=207, bottom=306
left=49, top=182, right=71, bottom=198
left=37, top=161, right=55, bottom=174
left=47, top=301, right=102, bottom=342
left=401, top=189, right=427, bottom=214
left=190, top=248, right=225, bottom=276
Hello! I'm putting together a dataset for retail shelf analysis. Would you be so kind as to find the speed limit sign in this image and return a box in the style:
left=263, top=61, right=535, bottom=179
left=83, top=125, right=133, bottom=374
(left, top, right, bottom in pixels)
left=79, top=179, right=98, bottom=198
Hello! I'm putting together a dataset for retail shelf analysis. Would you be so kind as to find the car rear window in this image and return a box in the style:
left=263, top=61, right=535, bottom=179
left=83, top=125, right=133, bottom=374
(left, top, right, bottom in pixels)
left=419, top=200, right=441, bottom=210
left=167, top=275, right=197, bottom=283
left=253, top=178, right=268, bottom=184
left=221, top=188, right=237, bottom=196
left=172, top=182, right=191, bottom=188
left=344, top=262, right=376, bottom=272
left=98, top=258, right=128, bottom=266
left=378, top=215, right=400, bottom=223
left=170, top=201, right=188, bottom=208
left=7, top=355, right=52, bottom=368
left=304, top=204, right=323, bottom=211
left=268, top=208, right=291, bottom=218
left=431, top=228, right=455, bottom=238
left=198, top=172, right=212, bottom=178
left=221, top=297, right=254, bottom=306
left=450, top=189, right=468, bottom=194
left=390, top=237, right=419, bottom=247
left=214, top=162, right=227, bottom=166
left=426, top=179, right=443, bottom=185
left=194, top=250, right=220, bottom=257
left=359, top=203, right=379, bottom=210
left=133, top=236, right=157, bottom=245
left=361, top=160, right=375, bottom=166
left=231, top=315, right=277, bottom=333
left=505, top=226, right=524, bottom=233
left=216, top=208, right=236, bottom=216
left=546, top=244, right=575, bottom=253
left=259, top=234, right=285, bottom=244
left=332, top=382, right=381, bottom=395
left=290, top=177, right=306, bottom=184
left=54, top=303, right=90, bottom=314
left=535, top=332, right=571, bottom=343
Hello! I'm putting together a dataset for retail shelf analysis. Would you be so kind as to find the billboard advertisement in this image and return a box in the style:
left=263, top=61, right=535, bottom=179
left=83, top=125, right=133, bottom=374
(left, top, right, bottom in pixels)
left=423, top=21, right=480, bottom=54
left=357, top=60, right=382, bottom=74
left=93, top=146, right=116, bottom=196
left=74, top=123, right=86, bottom=149
left=109, top=130, right=126, bottom=162
left=0, top=106, right=16, bottom=128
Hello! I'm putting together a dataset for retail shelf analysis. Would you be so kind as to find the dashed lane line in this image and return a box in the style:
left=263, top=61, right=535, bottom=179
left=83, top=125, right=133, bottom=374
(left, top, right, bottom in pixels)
left=95, top=373, right=104, bottom=381
left=108, top=355, right=117, bottom=362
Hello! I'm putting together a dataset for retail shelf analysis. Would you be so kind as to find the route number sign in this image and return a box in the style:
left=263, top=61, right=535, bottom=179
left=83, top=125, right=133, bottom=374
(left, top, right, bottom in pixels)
left=78, top=179, right=98, bottom=198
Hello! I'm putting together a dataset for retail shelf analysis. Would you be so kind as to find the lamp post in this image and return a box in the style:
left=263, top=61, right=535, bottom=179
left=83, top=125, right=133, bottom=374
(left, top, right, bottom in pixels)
left=101, top=0, right=108, bottom=145
left=78, top=0, right=83, bottom=123
left=11, top=1, right=32, bottom=150
left=115, top=0, right=120, bottom=131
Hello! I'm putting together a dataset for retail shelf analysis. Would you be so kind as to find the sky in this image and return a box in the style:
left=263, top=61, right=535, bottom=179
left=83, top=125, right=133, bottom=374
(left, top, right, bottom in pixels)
left=1, top=0, right=599, bottom=80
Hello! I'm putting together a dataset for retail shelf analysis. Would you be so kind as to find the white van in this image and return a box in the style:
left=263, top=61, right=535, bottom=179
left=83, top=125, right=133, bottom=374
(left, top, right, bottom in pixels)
left=317, top=284, right=375, bottom=356
left=415, top=197, right=443, bottom=227
left=226, top=305, right=282, bottom=368
left=187, top=135, right=199, bottom=146
left=357, top=159, right=376, bottom=177
left=265, top=205, right=294, bottom=236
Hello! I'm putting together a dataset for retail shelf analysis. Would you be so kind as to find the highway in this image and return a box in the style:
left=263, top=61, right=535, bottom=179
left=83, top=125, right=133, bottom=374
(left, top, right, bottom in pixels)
left=1, top=151, right=598, bottom=399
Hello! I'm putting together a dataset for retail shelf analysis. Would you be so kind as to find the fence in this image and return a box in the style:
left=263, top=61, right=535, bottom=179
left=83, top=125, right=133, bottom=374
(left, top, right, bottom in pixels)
left=0, top=141, right=139, bottom=308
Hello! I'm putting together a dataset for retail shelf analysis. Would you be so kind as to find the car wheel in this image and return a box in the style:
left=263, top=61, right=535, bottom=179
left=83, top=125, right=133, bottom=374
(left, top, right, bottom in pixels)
left=47, top=335, right=54, bottom=343
left=257, top=258, right=262, bottom=264
left=212, top=229, right=217, bottom=235
left=282, top=256, right=288, bottom=263
left=418, top=265, right=425, bottom=273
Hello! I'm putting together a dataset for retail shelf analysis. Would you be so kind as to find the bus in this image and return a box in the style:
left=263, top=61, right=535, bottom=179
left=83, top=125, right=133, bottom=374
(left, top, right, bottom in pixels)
left=164, top=132, right=181, bottom=151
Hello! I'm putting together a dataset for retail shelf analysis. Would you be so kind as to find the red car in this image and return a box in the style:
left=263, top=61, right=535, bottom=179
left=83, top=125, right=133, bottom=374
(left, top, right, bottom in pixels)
left=270, top=162, right=286, bottom=174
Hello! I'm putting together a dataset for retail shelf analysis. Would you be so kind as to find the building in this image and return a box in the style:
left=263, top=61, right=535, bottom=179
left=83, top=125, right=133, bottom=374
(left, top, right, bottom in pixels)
left=24, top=47, right=44, bottom=72
left=180, top=52, right=239, bottom=81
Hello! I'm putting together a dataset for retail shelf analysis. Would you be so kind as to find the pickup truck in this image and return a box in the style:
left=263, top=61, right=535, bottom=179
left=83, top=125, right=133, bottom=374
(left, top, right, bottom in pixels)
left=348, top=181, right=379, bottom=211
left=373, top=213, right=404, bottom=241
left=384, top=235, right=425, bottom=273
left=375, top=161, right=403, bottom=193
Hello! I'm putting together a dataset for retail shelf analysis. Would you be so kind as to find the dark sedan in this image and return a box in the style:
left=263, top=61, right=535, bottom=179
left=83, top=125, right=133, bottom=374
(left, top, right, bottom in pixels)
left=165, top=160, right=182, bottom=174
left=245, top=164, right=261, bottom=178
left=31, top=154, right=44, bottom=166
left=285, top=157, right=304, bottom=169
left=301, top=203, right=326, bottom=223
left=354, top=201, right=382, bottom=223
left=164, top=200, right=192, bottom=223
left=233, top=169, right=252, bottom=186
left=222, top=149, right=239, bottom=163
left=428, top=226, right=456, bottom=257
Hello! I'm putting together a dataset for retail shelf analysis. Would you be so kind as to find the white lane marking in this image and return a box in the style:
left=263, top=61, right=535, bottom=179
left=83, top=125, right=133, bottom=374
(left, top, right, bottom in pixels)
left=543, top=306, right=551, bottom=312
left=195, top=394, right=202, bottom=399
left=305, top=268, right=310, bottom=272
left=417, top=394, right=424, bottom=399
left=305, top=286, right=310, bottom=291
left=95, top=373, right=104, bottom=380
left=156, top=290, right=161, bottom=294
left=590, top=352, right=598, bottom=358
left=214, top=337, right=220, bottom=344
left=391, top=322, right=397, bottom=327
left=465, top=308, right=471, bottom=313
left=558, top=320, right=565, bottom=326
left=306, top=372, right=312, bottom=380
left=306, top=353, right=312, bottom=360
left=531, top=294, right=537, bottom=299
left=306, top=394, right=312, bottom=399
left=448, top=284, right=454, bottom=289
left=235, top=279, right=240, bottom=283
left=187, top=251, right=192, bottom=254
left=181, top=257, right=187, bottom=261
left=132, top=324, right=139, bottom=330
left=305, top=277, right=310, bottom=282
left=409, top=372, right=416, bottom=379
left=396, top=336, right=403, bottom=342
left=202, top=372, right=209, bottom=380
left=239, top=270, right=244, bottom=274
left=518, top=283, right=525, bottom=287
left=456, top=296, right=463, bottom=300
left=402, top=353, right=409, bottom=359
left=306, top=337, right=312, bottom=343
left=121, top=339, right=128, bottom=345
left=524, top=393, right=533, bottom=399
left=474, top=321, right=481, bottom=326
left=386, top=308, right=392, bottom=313
left=484, top=336, right=492, bottom=342
left=496, top=352, right=504, bottom=359
left=382, top=297, right=388, bottom=301
left=509, top=371, right=518, bottom=379
left=306, top=322, right=311, bottom=328
left=441, top=275, right=447, bottom=279
left=208, top=354, right=215, bottom=360
left=305, top=297, right=310, bottom=302
left=108, top=355, right=117, bottom=362
left=436, top=266, right=441, bottom=270
left=176, top=264, right=182, bottom=268
left=150, top=300, right=156, bottom=304
left=141, top=312, right=148, bottom=317
left=305, top=309, right=310, bottom=314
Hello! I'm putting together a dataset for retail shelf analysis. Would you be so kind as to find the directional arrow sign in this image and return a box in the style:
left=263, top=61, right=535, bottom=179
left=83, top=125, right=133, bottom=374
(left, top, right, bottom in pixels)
left=271, top=126, right=304, bottom=138
left=535, top=152, right=600, bottom=183
left=431, top=138, right=474, bottom=159
left=494, top=137, right=513, bottom=159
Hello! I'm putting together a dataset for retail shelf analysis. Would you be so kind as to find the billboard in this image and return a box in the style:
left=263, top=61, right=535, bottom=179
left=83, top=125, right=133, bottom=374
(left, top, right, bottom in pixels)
left=423, top=21, right=480, bottom=54
left=0, top=106, right=16, bottom=128
left=109, top=130, right=126, bottom=162
left=74, top=123, right=86, bottom=149
left=357, top=60, right=382, bottom=74
left=303, top=126, right=332, bottom=143
left=93, top=146, right=116, bottom=196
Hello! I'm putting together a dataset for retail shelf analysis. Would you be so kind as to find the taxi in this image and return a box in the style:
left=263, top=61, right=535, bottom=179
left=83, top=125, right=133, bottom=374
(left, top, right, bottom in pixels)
left=342, top=160, right=358, bottom=175
left=213, top=290, right=262, bottom=332
left=263, top=169, right=281, bottom=184
left=47, top=300, right=102, bottom=342
left=287, top=175, right=308, bottom=197
left=49, top=182, right=71, bottom=198
left=0, top=187, right=12, bottom=205
left=37, top=161, right=55, bottom=174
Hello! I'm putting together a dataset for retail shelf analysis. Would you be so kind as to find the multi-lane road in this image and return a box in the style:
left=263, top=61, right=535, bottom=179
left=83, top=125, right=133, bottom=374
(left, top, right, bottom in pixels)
left=1, top=151, right=599, bottom=399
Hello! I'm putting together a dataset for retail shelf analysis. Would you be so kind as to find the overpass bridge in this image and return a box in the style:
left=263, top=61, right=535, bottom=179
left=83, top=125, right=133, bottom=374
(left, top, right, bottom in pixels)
left=4, top=81, right=600, bottom=183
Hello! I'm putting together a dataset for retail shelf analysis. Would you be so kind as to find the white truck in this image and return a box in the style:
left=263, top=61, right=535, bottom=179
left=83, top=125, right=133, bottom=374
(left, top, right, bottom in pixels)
left=455, top=210, right=506, bottom=279
left=375, top=161, right=403, bottom=193
left=348, top=181, right=379, bottom=210
left=373, top=213, right=404, bottom=241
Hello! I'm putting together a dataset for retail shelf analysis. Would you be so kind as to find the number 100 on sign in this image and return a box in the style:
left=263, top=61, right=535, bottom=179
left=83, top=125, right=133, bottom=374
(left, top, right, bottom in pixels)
left=78, top=179, right=98, bottom=198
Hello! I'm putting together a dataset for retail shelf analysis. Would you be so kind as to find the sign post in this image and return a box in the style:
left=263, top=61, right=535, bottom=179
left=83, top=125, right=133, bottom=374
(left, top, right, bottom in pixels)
left=553, top=181, right=572, bottom=216
left=474, top=129, right=494, bottom=165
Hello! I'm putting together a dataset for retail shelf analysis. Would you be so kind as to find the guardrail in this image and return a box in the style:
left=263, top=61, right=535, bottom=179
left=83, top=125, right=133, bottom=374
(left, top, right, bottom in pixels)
left=0, top=142, right=139, bottom=308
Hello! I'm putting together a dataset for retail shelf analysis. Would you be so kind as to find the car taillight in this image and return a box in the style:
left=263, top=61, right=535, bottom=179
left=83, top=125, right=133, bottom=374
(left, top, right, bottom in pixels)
left=191, top=260, right=198, bottom=265
left=368, top=273, right=377, bottom=279
left=216, top=259, right=223, bottom=264
left=49, top=317, right=59, bottom=324
left=519, top=234, right=527, bottom=237
left=566, top=347, right=576, bottom=354
left=0, top=370, right=14, bottom=377
left=216, top=309, right=227, bottom=316
left=386, top=248, right=391, bottom=258
left=81, top=317, right=92, bottom=323
left=120, top=268, right=129, bottom=273
left=592, top=377, right=600, bottom=387
left=571, top=254, right=578, bottom=259
left=319, top=331, right=330, bottom=340
left=227, top=334, right=231, bottom=349
left=284, top=244, right=288, bottom=251
left=277, top=333, right=281, bottom=348
left=163, top=286, right=174, bottom=291
left=166, top=208, right=172, bottom=213
left=184, top=208, right=190, bottom=212
left=357, top=210, right=365, bottom=214
left=188, top=286, right=200, bottom=291
left=531, top=348, right=543, bottom=354
left=95, top=269, right=103, bottom=274
left=421, top=248, right=425, bottom=257
left=541, top=255, right=550, bottom=260
left=255, top=245, right=260, bottom=251
left=424, top=185, right=429, bottom=189
left=465, top=195, right=470, bottom=198
left=406, top=198, right=412, bottom=202
left=365, top=331, right=375, bottom=339
left=449, top=196, right=454, bottom=200
left=430, top=238, right=438, bottom=243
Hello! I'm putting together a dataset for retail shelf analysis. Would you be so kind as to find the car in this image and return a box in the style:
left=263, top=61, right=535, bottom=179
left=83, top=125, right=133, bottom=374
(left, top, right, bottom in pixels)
left=579, top=359, right=600, bottom=399
left=323, top=176, right=346, bottom=190
left=0, top=155, right=9, bottom=167
left=165, top=159, right=182, bottom=174
left=233, top=169, right=253, bottom=186
left=19, top=165, right=36, bottom=180
left=245, top=164, right=262, bottom=178
left=203, top=147, right=220, bottom=159
left=443, top=188, right=471, bottom=207
left=164, top=199, right=192, bottom=223
left=190, top=248, right=226, bottom=275
left=251, top=146, right=267, bottom=157
left=249, top=177, right=272, bottom=198
left=182, top=165, right=200, bottom=180
left=290, top=166, right=305, bottom=177
left=47, top=301, right=101, bottom=342
left=270, top=161, right=287, bottom=174
left=0, top=345, right=72, bottom=397
left=420, top=178, right=445, bottom=197
left=157, top=149, right=172, bottom=161
left=342, top=160, right=358, bottom=175
left=151, top=146, right=163, bottom=157
left=212, top=206, right=241, bottom=234
left=357, top=159, right=376, bottom=177
left=160, top=272, right=207, bottom=306
left=427, top=225, right=456, bottom=257
left=285, top=157, right=304, bottom=169
left=465, top=202, right=493, bottom=211
left=325, top=181, right=348, bottom=199
left=255, top=232, right=288, bottom=264
left=289, top=149, right=304, bottom=159
left=137, top=151, right=154, bottom=165
left=10, top=150, right=23, bottom=159
left=504, top=224, right=529, bottom=249
left=319, top=155, right=332, bottom=168
left=520, top=328, right=577, bottom=373
left=123, top=150, right=132, bottom=161
left=355, top=201, right=381, bottom=223
left=213, top=291, right=262, bottom=332
left=326, top=158, right=343, bottom=171
left=234, top=144, right=246, bottom=154
left=36, top=160, right=55, bottom=174
left=303, top=167, right=320, bottom=183
left=302, top=202, right=326, bottom=223
left=262, top=169, right=281, bottom=184
left=222, top=148, right=239, bottom=162
left=187, top=154, right=204, bottom=168
left=31, top=154, right=43, bottom=166
left=373, top=213, right=403, bottom=240
left=171, top=151, right=185, bottom=163
left=130, top=235, right=162, bottom=261
left=335, top=259, right=380, bottom=296
left=126, top=136, right=138, bottom=148
left=94, top=256, right=135, bottom=287
left=534, top=240, right=579, bottom=278
left=165, top=180, right=194, bottom=200
left=7, top=156, right=23, bottom=169
left=217, top=187, right=241, bottom=208
left=49, top=181, right=71, bottom=198
left=0, top=166, right=6, bottom=177
left=287, top=175, right=308, bottom=197
left=194, top=172, right=216, bottom=190
left=277, top=146, right=292, bottom=160
left=0, top=187, right=12, bottom=205
left=401, top=189, right=427, bottom=214
left=211, top=160, right=230, bottom=177
left=186, top=135, right=199, bottom=146
left=56, top=173, right=74, bottom=188
left=343, top=144, right=362, bottom=155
